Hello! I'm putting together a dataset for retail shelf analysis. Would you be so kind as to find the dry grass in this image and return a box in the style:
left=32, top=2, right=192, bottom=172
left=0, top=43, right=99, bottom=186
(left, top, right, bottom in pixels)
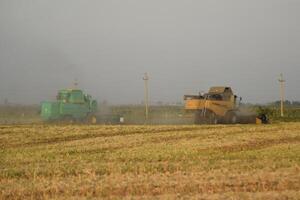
left=1, top=123, right=300, bottom=199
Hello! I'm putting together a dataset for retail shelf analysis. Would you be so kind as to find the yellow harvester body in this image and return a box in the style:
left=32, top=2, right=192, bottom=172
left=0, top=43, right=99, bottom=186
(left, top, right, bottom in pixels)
left=185, top=87, right=236, bottom=116
left=184, top=87, right=266, bottom=124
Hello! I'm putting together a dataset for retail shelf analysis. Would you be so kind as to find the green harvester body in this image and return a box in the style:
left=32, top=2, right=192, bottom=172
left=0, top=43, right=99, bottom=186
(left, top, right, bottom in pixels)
left=41, top=89, right=97, bottom=122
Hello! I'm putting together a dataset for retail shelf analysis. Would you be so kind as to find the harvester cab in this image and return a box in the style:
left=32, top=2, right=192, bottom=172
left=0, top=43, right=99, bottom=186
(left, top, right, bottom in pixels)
left=184, top=86, right=268, bottom=124
left=41, top=89, right=97, bottom=124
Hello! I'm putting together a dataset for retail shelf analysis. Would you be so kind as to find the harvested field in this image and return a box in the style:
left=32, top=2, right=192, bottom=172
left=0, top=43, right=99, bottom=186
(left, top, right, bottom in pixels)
left=1, top=123, right=300, bottom=199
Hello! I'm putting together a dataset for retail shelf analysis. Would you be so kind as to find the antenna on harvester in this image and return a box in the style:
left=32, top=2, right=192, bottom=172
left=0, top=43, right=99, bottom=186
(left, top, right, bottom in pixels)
left=143, top=73, right=149, bottom=122
left=278, top=73, right=285, bottom=117
left=73, top=78, right=79, bottom=89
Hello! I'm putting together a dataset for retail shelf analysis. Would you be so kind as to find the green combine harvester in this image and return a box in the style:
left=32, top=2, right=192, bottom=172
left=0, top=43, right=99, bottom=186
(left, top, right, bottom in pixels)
left=41, top=89, right=97, bottom=124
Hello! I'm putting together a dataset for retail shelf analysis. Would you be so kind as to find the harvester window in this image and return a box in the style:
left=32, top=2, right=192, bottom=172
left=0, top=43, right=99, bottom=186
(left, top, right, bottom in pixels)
left=64, top=94, right=70, bottom=103
left=57, top=93, right=70, bottom=103
left=208, top=94, right=223, bottom=101
left=69, top=91, right=85, bottom=104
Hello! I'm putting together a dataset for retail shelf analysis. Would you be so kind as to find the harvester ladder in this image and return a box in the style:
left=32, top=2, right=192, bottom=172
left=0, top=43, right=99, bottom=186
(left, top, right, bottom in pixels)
left=202, top=96, right=208, bottom=117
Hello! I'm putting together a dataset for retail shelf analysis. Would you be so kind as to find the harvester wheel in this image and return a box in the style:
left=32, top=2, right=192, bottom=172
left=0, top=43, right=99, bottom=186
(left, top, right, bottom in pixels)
left=212, top=116, right=218, bottom=124
left=226, top=112, right=237, bottom=124
left=195, top=110, right=218, bottom=124
left=63, top=116, right=74, bottom=124
left=257, top=114, right=268, bottom=124
left=194, top=110, right=202, bottom=124
left=86, top=114, right=97, bottom=124
left=207, top=111, right=218, bottom=124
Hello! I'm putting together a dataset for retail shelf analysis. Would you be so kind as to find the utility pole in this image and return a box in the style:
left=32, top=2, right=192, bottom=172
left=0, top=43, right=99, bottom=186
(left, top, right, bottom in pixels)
left=278, top=73, right=285, bottom=117
left=143, top=73, right=149, bottom=121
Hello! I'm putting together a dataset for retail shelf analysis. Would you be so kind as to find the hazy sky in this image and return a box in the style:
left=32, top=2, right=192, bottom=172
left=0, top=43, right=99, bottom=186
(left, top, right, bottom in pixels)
left=0, top=0, right=299, bottom=104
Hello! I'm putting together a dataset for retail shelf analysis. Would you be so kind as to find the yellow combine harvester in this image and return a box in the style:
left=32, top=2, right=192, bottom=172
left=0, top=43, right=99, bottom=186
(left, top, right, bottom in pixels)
left=184, top=87, right=268, bottom=124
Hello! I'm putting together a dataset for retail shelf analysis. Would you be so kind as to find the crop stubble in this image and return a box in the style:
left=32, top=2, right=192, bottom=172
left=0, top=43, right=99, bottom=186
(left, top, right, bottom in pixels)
left=0, top=123, right=300, bottom=199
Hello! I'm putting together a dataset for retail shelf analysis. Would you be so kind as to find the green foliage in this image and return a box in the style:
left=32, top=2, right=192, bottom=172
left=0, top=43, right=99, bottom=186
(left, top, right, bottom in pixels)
left=254, top=106, right=300, bottom=122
